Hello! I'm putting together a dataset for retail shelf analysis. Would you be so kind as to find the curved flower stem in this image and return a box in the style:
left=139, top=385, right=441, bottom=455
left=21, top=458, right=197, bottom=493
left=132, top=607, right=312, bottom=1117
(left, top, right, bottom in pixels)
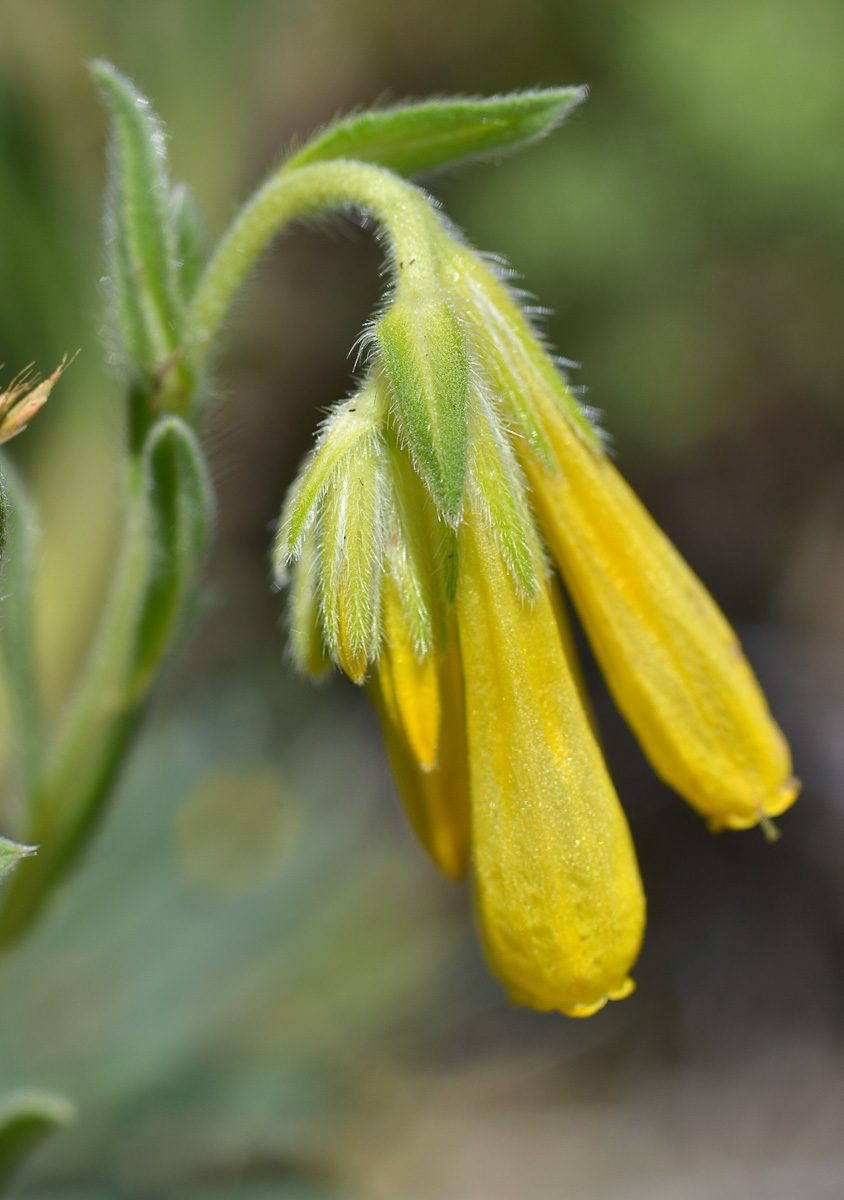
left=0, top=419, right=212, bottom=946
left=188, top=159, right=444, bottom=371
left=0, top=158, right=435, bottom=947
left=0, top=462, right=150, bottom=944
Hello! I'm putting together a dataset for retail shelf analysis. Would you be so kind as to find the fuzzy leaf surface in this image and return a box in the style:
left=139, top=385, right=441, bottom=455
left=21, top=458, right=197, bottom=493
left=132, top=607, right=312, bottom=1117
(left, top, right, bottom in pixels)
left=92, top=60, right=184, bottom=375
left=288, top=88, right=586, bottom=177
left=133, top=416, right=214, bottom=690
left=377, top=297, right=468, bottom=521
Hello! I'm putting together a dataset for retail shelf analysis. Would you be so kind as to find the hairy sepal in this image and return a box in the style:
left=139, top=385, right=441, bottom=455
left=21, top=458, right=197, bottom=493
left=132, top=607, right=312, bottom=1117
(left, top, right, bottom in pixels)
left=377, top=295, right=468, bottom=523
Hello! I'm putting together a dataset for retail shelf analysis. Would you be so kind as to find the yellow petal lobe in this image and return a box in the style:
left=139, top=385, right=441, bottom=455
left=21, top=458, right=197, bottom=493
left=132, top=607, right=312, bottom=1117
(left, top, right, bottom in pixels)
left=379, top=576, right=441, bottom=770
left=457, top=508, right=645, bottom=1016
left=372, top=613, right=470, bottom=881
left=523, top=400, right=798, bottom=831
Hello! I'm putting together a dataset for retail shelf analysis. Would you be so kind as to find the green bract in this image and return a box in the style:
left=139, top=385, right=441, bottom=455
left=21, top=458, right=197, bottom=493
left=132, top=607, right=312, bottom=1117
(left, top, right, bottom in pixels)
left=377, top=291, right=469, bottom=522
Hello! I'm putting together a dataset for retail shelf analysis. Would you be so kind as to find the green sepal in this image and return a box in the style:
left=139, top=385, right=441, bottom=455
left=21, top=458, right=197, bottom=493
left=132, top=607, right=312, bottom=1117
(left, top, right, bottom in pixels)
left=0, top=458, right=44, bottom=789
left=91, top=61, right=185, bottom=383
left=377, top=297, right=468, bottom=522
left=287, top=525, right=332, bottom=680
left=171, top=181, right=209, bottom=304
left=384, top=440, right=439, bottom=658
left=319, top=432, right=386, bottom=682
left=287, top=88, right=587, bottom=178
left=438, top=524, right=461, bottom=605
left=0, top=838, right=36, bottom=885
left=133, top=416, right=214, bottom=691
left=468, top=391, right=542, bottom=597
left=275, top=380, right=382, bottom=575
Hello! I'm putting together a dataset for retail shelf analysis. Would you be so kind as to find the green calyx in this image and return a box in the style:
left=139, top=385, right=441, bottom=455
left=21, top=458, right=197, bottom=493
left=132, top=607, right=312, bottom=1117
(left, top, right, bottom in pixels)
left=376, top=287, right=469, bottom=524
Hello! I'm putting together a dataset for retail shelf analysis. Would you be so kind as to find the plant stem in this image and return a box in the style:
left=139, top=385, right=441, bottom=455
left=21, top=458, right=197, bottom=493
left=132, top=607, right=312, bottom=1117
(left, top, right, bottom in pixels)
left=0, top=159, right=432, bottom=946
left=188, top=159, right=443, bottom=369
left=0, top=461, right=149, bottom=944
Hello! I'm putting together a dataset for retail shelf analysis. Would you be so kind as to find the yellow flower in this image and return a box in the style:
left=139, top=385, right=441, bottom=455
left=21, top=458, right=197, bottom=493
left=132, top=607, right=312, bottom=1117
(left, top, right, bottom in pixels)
left=457, top=503, right=644, bottom=1015
left=275, top=219, right=797, bottom=1016
left=450, top=247, right=799, bottom=833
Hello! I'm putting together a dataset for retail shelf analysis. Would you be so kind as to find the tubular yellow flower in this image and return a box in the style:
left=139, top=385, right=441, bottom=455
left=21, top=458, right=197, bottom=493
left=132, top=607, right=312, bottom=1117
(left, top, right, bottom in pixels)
left=378, top=574, right=441, bottom=772
left=524, top=415, right=798, bottom=831
left=276, top=165, right=798, bottom=1016
left=371, top=601, right=470, bottom=881
left=451, top=247, right=799, bottom=833
left=457, top=505, right=644, bottom=1015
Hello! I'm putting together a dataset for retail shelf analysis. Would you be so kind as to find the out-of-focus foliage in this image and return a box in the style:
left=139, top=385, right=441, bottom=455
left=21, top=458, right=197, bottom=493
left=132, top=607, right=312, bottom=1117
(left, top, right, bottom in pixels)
left=1, top=1, right=844, bottom=1198
left=0, top=675, right=464, bottom=1197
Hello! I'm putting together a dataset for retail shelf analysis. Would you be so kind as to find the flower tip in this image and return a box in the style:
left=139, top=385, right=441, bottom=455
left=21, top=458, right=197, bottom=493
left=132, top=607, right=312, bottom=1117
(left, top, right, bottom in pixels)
left=708, top=775, right=801, bottom=834
left=777, top=775, right=802, bottom=814
left=507, top=975, right=635, bottom=1018
left=337, top=646, right=368, bottom=685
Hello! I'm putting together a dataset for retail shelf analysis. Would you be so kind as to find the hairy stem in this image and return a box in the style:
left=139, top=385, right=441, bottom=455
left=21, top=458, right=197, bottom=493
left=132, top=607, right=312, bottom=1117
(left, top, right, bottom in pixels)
left=188, top=159, right=445, bottom=369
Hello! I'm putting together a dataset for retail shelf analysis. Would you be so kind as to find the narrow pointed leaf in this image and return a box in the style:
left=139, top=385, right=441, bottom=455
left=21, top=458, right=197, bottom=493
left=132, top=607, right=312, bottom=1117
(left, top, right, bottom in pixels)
left=171, top=181, right=209, bottom=304
left=288, top=88, right=587, bottom=177
left=133, top=416, right=214, bottom=689
left=91, top=60, right=184, bottom=375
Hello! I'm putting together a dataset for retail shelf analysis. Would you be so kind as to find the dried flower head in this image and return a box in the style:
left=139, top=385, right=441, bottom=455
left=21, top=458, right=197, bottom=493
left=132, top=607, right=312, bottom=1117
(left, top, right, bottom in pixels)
left=0, top=354, right=77, bottom=446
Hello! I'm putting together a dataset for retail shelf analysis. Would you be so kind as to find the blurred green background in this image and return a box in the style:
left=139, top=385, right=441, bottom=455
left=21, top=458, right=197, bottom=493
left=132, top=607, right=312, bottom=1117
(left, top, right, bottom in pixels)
left=2, top=1, right=844, bottom=1197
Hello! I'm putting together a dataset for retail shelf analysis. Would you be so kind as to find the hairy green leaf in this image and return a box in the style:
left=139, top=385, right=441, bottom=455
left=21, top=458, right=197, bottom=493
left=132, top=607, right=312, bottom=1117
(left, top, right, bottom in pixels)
left=287, top=88, right=586, bottom=177
left=171, top=181, right=210, bottom=304
left=92, top=60, right=184, bottom=377
left=133, top=416, right=214, bottom=689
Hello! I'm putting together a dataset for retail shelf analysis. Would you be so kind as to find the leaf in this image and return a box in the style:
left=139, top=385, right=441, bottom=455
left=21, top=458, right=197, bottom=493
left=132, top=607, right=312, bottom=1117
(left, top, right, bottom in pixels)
left=0, top=839, right=36, bottom=885
left=0, top=1090, right=75, bottom=1190
left=91, top=60, right=184, bottom=378
left=0, top=420, right=213, bottom=947
left=0, top=457, right=44, bottom=788
left=287, top=88, right=587, bottom=177
left=171, top=181, right=210, bottom=304
left=133, top=416, right=214, bottom=690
